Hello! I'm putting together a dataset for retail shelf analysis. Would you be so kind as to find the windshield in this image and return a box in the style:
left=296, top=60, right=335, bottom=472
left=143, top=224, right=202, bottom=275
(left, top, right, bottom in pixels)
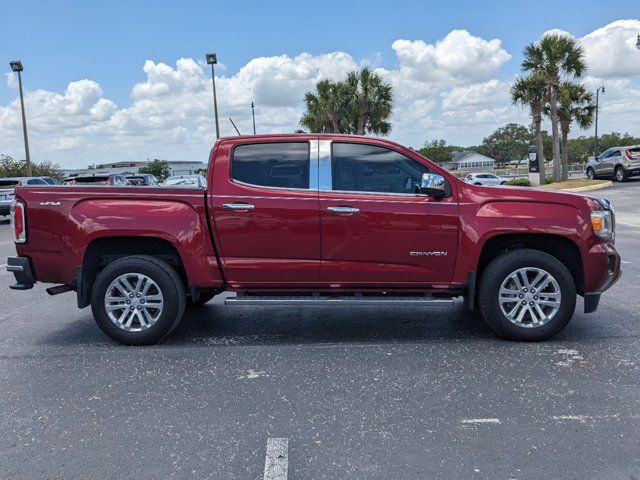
left=164, top=178, right=197, bottom=186
left=74, top=177, right=109, bottom=185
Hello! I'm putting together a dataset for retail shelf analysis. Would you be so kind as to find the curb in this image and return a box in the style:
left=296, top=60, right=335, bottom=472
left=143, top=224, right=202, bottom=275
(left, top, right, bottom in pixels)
left=561, top=181, right=613, bottom=192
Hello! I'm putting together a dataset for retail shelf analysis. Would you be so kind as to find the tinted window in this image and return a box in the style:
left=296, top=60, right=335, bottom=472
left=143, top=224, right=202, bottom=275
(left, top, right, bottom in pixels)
left=27, top=178, right=47, bottom=185
left=0, top=180, right=20, bottom=187
left=232, top=142, right=310, bottom=189
left=609, top=151, right=621, bottom=158
left=332, top=143, right=429, bottom=194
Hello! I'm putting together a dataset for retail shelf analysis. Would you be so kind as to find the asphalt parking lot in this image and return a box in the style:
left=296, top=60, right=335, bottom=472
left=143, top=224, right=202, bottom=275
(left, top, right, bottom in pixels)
left=1, top=179, right=639, bottom=479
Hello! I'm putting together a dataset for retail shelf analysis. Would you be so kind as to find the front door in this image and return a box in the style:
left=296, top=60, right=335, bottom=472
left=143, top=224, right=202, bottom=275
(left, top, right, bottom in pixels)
left=318, top=140, right=459, bottom=288
left=209, top=139, right=321, bottom=287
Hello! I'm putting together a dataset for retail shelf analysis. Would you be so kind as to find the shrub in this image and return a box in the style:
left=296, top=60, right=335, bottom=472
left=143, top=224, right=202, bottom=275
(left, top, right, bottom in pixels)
left=505, top=177, right=531, bottom=186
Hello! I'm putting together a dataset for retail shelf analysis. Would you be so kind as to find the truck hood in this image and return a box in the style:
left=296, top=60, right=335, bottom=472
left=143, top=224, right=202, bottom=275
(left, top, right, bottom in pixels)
left=459, top=182, right=605, bottom=212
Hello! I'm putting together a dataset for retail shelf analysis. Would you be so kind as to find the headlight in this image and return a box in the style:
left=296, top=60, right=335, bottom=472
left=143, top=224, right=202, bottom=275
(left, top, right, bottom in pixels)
left=590, top=210, right=614, bottom=241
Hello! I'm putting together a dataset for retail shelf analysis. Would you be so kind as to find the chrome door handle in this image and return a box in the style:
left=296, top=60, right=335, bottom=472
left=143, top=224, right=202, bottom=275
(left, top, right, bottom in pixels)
left=327, top=206, right=360, bottom=215
left=222, top=202, right=255, bottom=211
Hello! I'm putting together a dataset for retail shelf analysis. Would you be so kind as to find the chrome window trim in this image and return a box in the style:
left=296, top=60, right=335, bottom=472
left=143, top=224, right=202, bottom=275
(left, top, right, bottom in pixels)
left=229, top=140, right=317, bottom=193
left=318, top=140, right=332, bottom=192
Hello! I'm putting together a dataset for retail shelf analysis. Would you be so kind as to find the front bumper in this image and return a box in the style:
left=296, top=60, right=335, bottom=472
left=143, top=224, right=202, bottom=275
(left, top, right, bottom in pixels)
left=582, top=243, right=621, bottom=313
left=6, top=256, right=35, bottom=290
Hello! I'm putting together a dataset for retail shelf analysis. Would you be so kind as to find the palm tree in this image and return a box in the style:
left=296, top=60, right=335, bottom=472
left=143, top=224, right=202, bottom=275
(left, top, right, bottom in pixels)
left=300, top=80, right=349, bottom=133
left=522, top=33, right=586, bottom=182
left=511, top=73, right=548, bottom=184
left=556, top=82, right=595, bottom=180
left=301, top=67, right=393, bottom=135
left=345, top=67, right=393, bottom=135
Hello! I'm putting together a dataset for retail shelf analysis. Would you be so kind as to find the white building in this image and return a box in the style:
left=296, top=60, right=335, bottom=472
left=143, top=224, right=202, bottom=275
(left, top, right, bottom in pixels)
left=444, top=151, right=496, bottom=171
left=62, top=160, right=206, bottom=178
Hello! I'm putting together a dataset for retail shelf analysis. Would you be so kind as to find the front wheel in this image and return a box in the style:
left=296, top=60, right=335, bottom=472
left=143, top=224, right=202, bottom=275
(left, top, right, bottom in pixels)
left=478, top=249, right=576, bottom=341
left=91, top=255, right=186, bottom=345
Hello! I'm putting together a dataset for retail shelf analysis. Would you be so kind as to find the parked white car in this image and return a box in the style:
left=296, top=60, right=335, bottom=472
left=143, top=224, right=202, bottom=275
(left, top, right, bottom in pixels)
left=464, top=172, right=509, bottom=186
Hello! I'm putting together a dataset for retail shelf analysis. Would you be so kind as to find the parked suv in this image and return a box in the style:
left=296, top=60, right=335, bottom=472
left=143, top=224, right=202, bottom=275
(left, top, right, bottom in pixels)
left=0, top=177, right=49, bottom=217
left=464, top=172, right=509, bottom=186
left=586, top=146, right=640, bottom=182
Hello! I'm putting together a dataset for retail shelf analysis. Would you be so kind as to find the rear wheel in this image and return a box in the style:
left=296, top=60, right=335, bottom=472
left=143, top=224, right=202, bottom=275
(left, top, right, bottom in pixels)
left=91, top=255, right=186, bottom=345
left=615, top=166, right=628, bottom=182
left=586, top=167, right=595, bottom=180
left=478, top=249, right=576, bottom=341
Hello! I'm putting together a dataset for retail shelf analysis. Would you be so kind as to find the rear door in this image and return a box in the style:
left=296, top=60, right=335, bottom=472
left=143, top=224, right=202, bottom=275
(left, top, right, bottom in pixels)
left=209, top=138, right=321, bottom=287
left=318, top=140, right=459, bottom=287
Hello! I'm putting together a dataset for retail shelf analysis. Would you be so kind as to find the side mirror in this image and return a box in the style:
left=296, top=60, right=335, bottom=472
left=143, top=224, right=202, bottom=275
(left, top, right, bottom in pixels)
left=420, top=173, right=446, bottom=197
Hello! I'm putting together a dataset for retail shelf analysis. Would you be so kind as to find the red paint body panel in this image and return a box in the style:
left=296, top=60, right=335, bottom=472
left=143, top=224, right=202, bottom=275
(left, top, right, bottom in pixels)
left=15, top=187, right=222, bottom=288
left=12, top=134, right=619, bottom=300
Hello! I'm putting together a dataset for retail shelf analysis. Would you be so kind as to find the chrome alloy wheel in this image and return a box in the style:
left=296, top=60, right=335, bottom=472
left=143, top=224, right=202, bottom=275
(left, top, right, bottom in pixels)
left=104, top=273, right=164, bottom=332
left=498, top=267, right=561, bottom=328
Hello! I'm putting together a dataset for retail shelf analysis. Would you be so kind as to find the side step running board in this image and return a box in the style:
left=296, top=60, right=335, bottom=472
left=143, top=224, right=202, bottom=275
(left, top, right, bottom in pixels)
left=225, top=293, right=454, bottom=307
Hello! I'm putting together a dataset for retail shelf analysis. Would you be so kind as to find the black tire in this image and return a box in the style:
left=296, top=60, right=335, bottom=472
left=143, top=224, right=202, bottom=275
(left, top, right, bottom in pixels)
left=187, top=290, right=217, bottom=308
left=586, top=168, right=595, bottom=180
left=615, top=166, right=628, bottom=182
left=91, top=255, right=186, bottom=345
left=478, top=249, right=576, bottom=341
left=474, top=182, right=482, bottom=185
left=500, top=181, right=507, bottom=185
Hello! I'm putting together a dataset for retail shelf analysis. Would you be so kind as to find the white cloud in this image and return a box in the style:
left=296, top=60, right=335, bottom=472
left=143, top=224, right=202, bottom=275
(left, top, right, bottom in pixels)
left=579, top=19, right=640, bottom=78
left=0, top=21, right=639, bottom=168
left=391, top=30, right=511, bottom=84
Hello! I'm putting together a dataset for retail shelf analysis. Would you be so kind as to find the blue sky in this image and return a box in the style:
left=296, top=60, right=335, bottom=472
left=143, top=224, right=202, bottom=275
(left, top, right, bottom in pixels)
left=1, top=0, right=639, bottom=167
left=1, top=0, right=636, bottom=105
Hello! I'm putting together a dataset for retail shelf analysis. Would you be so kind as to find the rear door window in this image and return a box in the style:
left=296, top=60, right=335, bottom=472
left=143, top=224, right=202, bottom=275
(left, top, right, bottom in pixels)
left=232, top=142, right=310, bottom=189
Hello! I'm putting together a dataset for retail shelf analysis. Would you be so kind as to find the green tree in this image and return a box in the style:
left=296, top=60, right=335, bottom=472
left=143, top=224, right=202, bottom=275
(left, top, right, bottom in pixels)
left=345, top=67, right=393, bottom=135
left=0, top=154, right=63, bottom=180
left=480, top=123, right=532, bottom=165
left=522, top=33, right=587, bottom=181
left=418, top=139, right=462, bottom=164
left=511, top=73, right=548, bottom=184
left=300, top=80, right=351, bottom=133
left=139, top=159, right=171, bottom=182
left=556, top=82, right=595, bottom=180
left=300, top=67, right=393, bottom=135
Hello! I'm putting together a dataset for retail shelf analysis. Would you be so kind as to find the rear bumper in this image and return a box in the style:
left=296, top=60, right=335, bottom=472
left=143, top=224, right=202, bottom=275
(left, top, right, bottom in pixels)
left=6, top=256, right=35, bottom=290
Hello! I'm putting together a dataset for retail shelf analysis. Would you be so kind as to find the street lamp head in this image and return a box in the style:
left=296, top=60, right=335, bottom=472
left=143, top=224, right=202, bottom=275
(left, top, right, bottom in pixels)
left=206, top=53, right=217, bottom=65
left=9, top=60, right=23, bottom=72
left=601, top=86, right=605, bottom=94
left=636, top=33, right=640, bottom=50
left=251, top=101, right=254, bottom=108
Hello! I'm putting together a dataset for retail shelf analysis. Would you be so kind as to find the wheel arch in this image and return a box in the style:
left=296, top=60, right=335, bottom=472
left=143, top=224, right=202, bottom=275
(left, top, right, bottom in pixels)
left=475, top=233, right=584, bottom=294
left=78, top=236, right=187, bottom=308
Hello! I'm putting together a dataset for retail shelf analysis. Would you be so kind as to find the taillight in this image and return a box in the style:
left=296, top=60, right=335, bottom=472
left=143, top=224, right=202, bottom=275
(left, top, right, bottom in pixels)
left=625, top=150, right=633, bottom=160
left=10, top=201, right=26, bottom=243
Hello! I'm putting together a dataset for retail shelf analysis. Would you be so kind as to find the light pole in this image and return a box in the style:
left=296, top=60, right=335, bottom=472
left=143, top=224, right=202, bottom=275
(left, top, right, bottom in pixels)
left=206, top=53, right=220, bottom=139
left=251, top=101, right=256, bottom=135
left=10, top=60, right=32, bottom=176
left=593, top=85, right=605, bottom=159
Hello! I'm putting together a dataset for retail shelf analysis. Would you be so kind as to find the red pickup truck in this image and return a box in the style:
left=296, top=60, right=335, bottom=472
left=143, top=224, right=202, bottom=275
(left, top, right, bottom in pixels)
left=7, top=134, right=620, bottom=345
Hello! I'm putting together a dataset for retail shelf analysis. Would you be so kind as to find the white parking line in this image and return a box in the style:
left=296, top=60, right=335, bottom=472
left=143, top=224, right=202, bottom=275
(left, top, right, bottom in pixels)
left=263, top=437, right=288, bottom=480
left=460, top=418, right=501, bottom=425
